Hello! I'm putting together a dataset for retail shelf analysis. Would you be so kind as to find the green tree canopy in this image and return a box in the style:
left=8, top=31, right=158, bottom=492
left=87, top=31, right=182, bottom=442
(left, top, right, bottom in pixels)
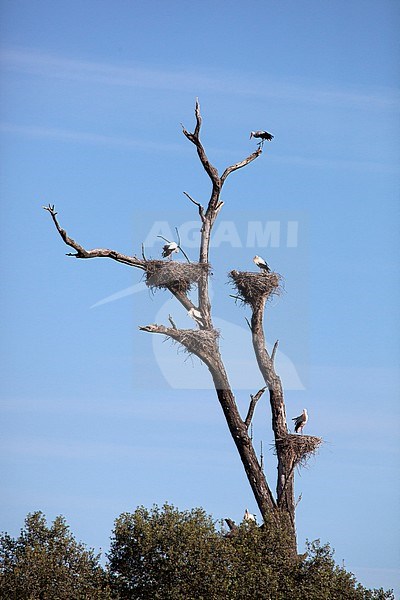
left=108, top=503, right=394, bottom=600
left=0, top=511, right=111, bottom=600
left=1, top=507, right=394, bottom=600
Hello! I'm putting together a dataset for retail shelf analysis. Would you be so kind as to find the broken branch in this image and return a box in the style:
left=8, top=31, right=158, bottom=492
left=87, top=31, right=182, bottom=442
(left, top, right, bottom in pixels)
left=245, top=386, right=267, bottom=429
left=168, top=314, right=178, bottom=330
left=183, top=191, right=205, bottom=223
left=271, top=339, right=279, bottom=364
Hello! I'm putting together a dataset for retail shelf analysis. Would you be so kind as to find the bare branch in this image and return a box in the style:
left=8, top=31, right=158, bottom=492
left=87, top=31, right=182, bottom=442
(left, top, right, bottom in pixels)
left=245, top=317, right=253, bottom=332
left=220, top=148, right=263, bottom=184
left=175, top=227, right=191, bottom=263
left=138, top=323, right=174, bottom=335
left=224, top=518, right=237, bottom=534
left=271, top=339, right=279, bottom=364
left=183, top=191, right=205, bottom=223
left=181, top=102, right=220, bottom=191
left=168, top=315, right=178, bottom=330
left=245, top=386, right=267, bottom=429
left=167, top=288, right=195, bottom=312
left=138, top=322, right=220, bottom=366
left=43, top=205, right=145, bottom=269
left=194, top=97, right=201, bottom=137
left=215, top=201, right=224, bottom=216
left=157, top=234, right=171, bottom=244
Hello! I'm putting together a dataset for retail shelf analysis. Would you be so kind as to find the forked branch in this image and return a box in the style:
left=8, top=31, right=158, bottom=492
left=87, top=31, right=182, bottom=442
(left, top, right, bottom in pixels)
left=220, top=148, right=262, bottom=184
left=182, top=99, right=263, bottom=212
left=181, top=100, right=220, bottom=191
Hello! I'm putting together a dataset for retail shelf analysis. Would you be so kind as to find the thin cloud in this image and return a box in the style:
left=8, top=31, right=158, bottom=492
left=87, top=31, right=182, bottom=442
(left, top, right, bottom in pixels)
left=1, top=47, right=398, bottom=110
left=271, top=153, right=400, bottom=174
left=2, top=122, right=396, bottom=175
left=0, top=122, right=182, bottom=153
left=1, top=436, right=231, bottom=465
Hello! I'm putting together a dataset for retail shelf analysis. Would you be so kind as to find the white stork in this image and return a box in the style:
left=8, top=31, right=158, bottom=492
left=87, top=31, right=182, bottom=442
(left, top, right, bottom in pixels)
left=250, top=130, right=274, bottom=142
left=292, top=409, right=308, bottom=434
left=162, top=241, right=179, bottom=259
left=243, top=508, right=256, bottom=523
left=253, top=255, right=271, bottom=272
left=188, top=307, right=204, bottom=327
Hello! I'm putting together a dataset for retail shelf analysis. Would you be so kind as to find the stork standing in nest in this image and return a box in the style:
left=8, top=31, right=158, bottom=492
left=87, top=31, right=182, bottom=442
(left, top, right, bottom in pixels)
left=292, top=409, right=308, bottom=434
left=253, top=255, right=271, bottom=272
left=243, top=508, right=256, bottom=523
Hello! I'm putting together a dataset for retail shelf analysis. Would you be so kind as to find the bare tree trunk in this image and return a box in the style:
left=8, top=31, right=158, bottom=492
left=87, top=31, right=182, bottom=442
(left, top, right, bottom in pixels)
left=202, top=351, right=277, bottom=519
left=250, top=298, right=296, bottom=540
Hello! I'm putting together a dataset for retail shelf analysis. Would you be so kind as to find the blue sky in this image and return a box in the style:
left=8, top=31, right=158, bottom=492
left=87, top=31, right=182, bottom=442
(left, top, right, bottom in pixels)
left=0, top=0, right=399, bottom=594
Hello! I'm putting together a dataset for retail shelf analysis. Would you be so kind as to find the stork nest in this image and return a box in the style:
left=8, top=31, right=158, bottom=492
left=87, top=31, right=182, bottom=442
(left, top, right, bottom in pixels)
left=275, top=434, right=323, bottom=468
left=229, top=270, right=282, bottom=307
left=172, top=328, right=219, bottom=358
left=145, top=260, right=210, bottom=294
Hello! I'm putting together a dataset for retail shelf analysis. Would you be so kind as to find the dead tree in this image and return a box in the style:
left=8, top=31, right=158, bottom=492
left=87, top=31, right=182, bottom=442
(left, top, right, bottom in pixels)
left=43, top=100, right=321, bottom=552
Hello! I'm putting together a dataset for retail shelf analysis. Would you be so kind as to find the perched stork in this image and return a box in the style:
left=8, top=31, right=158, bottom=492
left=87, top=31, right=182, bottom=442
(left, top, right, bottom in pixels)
left=253, top=255, right=271, bottom=272
left=243, top=508, right=256, bottom=523
left=250, top=130, right=274, bottom=143
left=162, top=241, right=179, bottom=259
left=188, top=307, right=204, bottom=327
left=292, top=409, right=308, bottom=434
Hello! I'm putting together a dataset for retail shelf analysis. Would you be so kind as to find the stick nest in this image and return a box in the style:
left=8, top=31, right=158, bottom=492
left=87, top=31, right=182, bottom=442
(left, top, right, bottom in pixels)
left=172, top=328, right=219, bottom=358
left=275, top=434, right=323, bottom=468
left=145, top=260, right=210, bottom=294
left=229, top=270, right=282, bottom=307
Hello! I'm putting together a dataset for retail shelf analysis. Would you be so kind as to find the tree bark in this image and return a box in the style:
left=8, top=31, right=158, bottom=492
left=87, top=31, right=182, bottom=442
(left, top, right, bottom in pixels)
left=250, top=298, right=296, bottom=539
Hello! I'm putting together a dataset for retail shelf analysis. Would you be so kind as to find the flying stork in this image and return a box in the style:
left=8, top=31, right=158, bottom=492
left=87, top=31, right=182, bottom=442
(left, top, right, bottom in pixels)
left=162, top=241, right=179, bottom=259
left=250, top=130, right=274, bottom=145
left=253, top=255, right=271, bottom=272
left=292, top=409, right=308, bottom=434
left=188, top=307, right=204, bottom=327
left=243, top=508, right=256, bottom=523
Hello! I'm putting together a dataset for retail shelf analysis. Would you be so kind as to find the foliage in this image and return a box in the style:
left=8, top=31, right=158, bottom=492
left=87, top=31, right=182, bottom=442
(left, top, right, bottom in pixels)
left=108, top=504, right=229, bottom=600
left=108, top=504, right=395, bottom=600
left=0, top=511, right=112, bottom=600
left=1, top=508, right=394, bottom=600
